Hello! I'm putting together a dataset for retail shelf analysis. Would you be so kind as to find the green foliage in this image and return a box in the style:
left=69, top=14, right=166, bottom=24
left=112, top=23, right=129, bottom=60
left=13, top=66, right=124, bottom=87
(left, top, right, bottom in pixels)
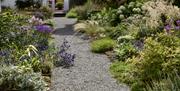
left=126, top=33, right=180, bottom=90
left=72, top=1, right=95, bottom=20
left=0, top=66, right=47, bottom=91
left=90, top=0, right=126, bottom=8
left=106, top=24, right=129, bottom=39
left=91, top=38, right=115, bottom=53
left=133, top=34, right=180, bottom=79
left=39, top=6, right=53, bottom=19
left=90, top=8, right=120, bottom=26
left=110, top=61, right=135, bottom=84
left=0, top=8, right=56, bottom=91
left=89, top=2, right=144, bottom=27
left=115, top=42, right=138, bottom=61
left=44, top=19, right=55, bottom=28
left=66, top=8, right=78, bottom=18
left=118, top=2, right=143, bottom=17
left=0, top=12, right=30, bottom=48
left=110, top=33, right=180, bottom=91
left=56, top=2, right=63, bottom=10
left=145, top=72, right=180, bottom=91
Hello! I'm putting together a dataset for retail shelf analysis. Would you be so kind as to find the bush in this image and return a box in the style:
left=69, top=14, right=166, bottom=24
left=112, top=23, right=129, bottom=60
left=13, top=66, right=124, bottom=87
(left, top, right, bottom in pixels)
left=115, top=42, right=138, bottom=61
left=0, top=66, right=47, bottom=91
left=110, top=61, right=135, bottom=85
left=39, top=6, right=53, bottom=19
left=90, top=8, right=120, bottom=26
left=127, top=33, right=180, bottom=90
left=145, top=72, right=180, bottom=91
left=66, top=8, right=78, bottom=18
left=91, top=38, right=116, bottom=53
left=73, top=1, right=95, bottom=20
left=56, top=2, right=63, bottom=10
left=132, top=34, right=180, bottom=80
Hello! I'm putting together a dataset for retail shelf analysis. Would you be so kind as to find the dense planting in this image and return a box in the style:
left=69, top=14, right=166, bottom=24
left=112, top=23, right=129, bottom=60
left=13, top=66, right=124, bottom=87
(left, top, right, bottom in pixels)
left=0, top=11, right=55, bottom=90
left=71, top=0, right=180, bottom=90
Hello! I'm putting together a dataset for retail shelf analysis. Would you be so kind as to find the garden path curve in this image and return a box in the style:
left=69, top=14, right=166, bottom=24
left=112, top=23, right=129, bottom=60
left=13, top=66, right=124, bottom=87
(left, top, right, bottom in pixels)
left=51, top=17, right=129, bottom=91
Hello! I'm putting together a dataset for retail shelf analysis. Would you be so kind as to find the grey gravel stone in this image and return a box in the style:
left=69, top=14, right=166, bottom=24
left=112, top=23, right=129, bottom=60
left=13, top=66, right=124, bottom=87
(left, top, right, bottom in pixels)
left=51, top=17, right=130, bottom=91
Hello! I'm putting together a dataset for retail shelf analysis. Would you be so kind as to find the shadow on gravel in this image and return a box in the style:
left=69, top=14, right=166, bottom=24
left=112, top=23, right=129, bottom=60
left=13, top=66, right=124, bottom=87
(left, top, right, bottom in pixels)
left=53, top=24, right=75, bottom=36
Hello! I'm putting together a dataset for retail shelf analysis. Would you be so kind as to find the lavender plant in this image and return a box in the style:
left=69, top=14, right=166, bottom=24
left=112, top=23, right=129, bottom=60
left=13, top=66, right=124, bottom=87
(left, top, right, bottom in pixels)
left=58, top=39, right=75, bottom=67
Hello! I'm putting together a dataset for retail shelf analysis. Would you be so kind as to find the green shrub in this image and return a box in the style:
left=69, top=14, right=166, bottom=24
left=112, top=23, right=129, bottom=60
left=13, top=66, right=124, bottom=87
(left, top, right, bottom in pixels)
left=0, top=66, right=47, bottom=91
left=132, top=34, right=180, bottom=80
left=56, top=2, right=63, bottom=10
left=44, top=19, right=55, bottom=28
left=145, top=72, right=180, bottom=91
left=66, top=8, right=78, bottom=18
left=39, top=6, right=53, bottom=19
left=129, top=33, right=180, bottom=90
left=115, top=42, right=138, bottom=61
left=90, top=8, right=120, bottom=26
left=72, top=1, right=95, bottom=20
left=110, top=61, right=135, bottom=85
left=91, top=38, right=115, bottom=53
left=110, top=33, right=180, bottom=91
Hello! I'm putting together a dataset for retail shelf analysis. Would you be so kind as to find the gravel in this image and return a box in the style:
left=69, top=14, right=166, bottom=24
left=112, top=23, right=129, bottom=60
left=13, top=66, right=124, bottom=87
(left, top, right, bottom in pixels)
left=51, top=17, right=129, bottom=91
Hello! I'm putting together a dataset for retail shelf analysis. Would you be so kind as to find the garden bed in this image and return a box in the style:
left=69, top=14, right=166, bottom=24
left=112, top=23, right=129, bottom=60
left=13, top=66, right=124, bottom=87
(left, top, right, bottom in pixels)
left=0, top=10, right=56, bottom=90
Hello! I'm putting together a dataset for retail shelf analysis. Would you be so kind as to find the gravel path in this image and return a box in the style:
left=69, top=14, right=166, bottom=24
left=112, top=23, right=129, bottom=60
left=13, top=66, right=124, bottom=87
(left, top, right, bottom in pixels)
left=51, top=17, right=129, bottom=91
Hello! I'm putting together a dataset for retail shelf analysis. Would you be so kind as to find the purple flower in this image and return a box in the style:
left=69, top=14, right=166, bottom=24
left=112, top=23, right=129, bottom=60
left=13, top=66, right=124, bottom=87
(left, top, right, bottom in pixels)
left=165, top=25, right=171, bottom=33
left=35, top=25, right=53, bottom=33
left=38, top=45, right=49, bottom=51
left=175, top=26, right=180, bottom=30
left=58, top=39, right=75, bottom=66
left=176, top=20, right=180, bottom=26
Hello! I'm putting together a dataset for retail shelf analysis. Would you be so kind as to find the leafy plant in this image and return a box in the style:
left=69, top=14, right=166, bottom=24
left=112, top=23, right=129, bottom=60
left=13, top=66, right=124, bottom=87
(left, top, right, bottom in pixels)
left=39, top=6, right=53, bottom=19
left=56, top=2, right=63, bottom=10
left=66, top=8, right=78, bottom=18
left=0, top=66, right=47, bottom=91
left=145, top=72, right=180, bottom=91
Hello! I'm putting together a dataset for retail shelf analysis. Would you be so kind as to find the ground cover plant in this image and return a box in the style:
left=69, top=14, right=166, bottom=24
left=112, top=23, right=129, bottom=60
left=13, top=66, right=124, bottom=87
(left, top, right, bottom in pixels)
left=91, top=38, right=115, bottom=53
